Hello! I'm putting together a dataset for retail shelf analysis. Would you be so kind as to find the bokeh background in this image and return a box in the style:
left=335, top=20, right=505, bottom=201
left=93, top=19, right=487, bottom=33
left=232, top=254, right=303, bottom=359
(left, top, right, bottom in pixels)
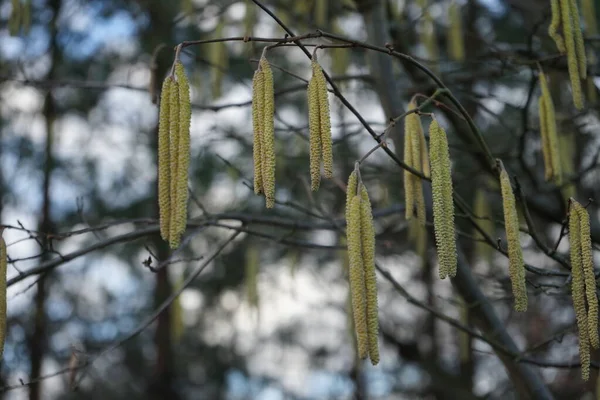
left=1, top=0, right=600, bottom=399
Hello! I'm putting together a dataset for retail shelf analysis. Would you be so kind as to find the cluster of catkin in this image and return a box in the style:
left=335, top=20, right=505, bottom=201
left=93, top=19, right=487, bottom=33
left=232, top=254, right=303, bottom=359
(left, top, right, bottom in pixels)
left=404, top=106, right=457, bottom=279
left=158, top=60, right=192, bottom=249
left=345, top=166, right=379, bottom=365
left=538, top=70, right=562, bottom=184
left=497, top=161, right=528, bottom=312
left=568, top=199, right=598, bottom=381
left=308, top=57, right=333, bottom=191
left=251, top=53, right=334, bottom=206
left=0, top=230, right=6, bottom=362
left=252, top=55, right=276, bottom=208
left=549, top=0, right=587, bottom=109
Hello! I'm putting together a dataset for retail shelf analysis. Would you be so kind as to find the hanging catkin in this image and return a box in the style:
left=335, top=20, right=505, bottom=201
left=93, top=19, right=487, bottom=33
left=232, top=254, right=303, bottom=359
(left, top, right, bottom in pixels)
left=307, top=57, right=333, bottom=190
left=581, top=0, right=598, bottom=36
left=403, top=102, right=426, bottom=226
left=549, top=0, right=566, bottom=52
left=576, top=203, right=599, bottom=350
left=307, top=66, right=322, bottom=191
left=569, top=199, right=591, bottom=380
left=157, top=60, right=191, bottom=249
left=558, top=0, right=586, bottom=109
left=158, top=77, right=173, bottom=242
left=0, top=230, right=6, bottom=362
left=538, top=70, right=562, bottom=184
left=447, top=1, right=465, bottom=62
left=498, top=161, right=528, bottom=312
left=260, top=56, right=276, bottom=208
left=346, top=171, right=368, bottom=359
left=359, top=184, right=379, bottom=365
left=252, top=69, right=264, bottom=195
left=345, top=168, right=379, bottom=365
left=429, top=119, right=457, bottom=279
left=174, top=61, right=191, bottom=241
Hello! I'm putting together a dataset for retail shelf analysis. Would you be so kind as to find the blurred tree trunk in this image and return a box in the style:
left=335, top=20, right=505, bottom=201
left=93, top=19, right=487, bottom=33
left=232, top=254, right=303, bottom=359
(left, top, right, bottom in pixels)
left=28, top=1, right=60, bottom=398
left=144, top=2, right=180, bottom=399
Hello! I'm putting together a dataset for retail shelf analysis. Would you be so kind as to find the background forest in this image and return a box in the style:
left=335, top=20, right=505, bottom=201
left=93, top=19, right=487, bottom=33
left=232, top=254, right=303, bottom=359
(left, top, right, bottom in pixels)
left=1, top=0, right=600, bottom=399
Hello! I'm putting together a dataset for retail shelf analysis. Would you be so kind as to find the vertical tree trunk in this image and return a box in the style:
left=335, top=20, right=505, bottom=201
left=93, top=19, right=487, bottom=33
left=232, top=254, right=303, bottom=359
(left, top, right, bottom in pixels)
left=28, top=2, right=60, bottom=397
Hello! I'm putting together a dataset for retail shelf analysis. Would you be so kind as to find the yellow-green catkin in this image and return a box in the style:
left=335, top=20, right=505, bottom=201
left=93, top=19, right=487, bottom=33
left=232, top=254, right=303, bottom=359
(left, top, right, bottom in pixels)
left=347, top=185, right=368, bottom=359
left=473, top=189, right=494, bottom=265
left=246, top=245, right=260, bottom=309
left=331, top=22, right=350, bottom=78
left=0, top=230, right=7, bottom=362
left=447, top=1, right=465, bottom=62
left=404, top=120, right=415, bottom=220
left=314, top=61, right=333, bottom=180
left=575, top=202, right=599, bottom=349
left=569, top=200, right=591, bottom=380
left=570, top=0, right=587, bottom=80
left=582, top=0, right=598, bottom=36
left=538, top=71, right=562, bottom=184
left=307, top=58, right=333, bottom=190
left=158, top=78, right=173, bottom=242
left=168, top=77, right=181, bottom=248
left=307, top=69, right=322, bottom=191
left=429, top=119, right=457, bottom=279
left=210, top=20, right=228, bottom=99
left=315, top=0, right=328, bottom=28
left=498, top=162, right=528, bottom=312
left=174, top=61, right=191, bottom=240
left=404, top=102, right=426, bottom=226
left=549, top=0, right=566, bottom=52
left=244, top=2, right=257, bottom=37
left=360, top=184, right=379, bottom=365
left=252, top=69, right=264, bottom=195
left=422, top=9, right=440, bottom=75
left=560, top=0, right=585, bottom=109
left=259, top=56, right=276, bottom=208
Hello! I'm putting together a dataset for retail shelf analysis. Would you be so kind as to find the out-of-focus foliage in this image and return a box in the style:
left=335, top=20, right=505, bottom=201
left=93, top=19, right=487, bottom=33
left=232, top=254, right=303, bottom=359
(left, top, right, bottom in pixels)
left=1, top=0, right=600, bottom=399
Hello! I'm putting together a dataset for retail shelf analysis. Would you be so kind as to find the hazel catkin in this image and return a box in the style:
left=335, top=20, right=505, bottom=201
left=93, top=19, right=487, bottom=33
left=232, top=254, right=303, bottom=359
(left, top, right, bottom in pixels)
left=559, top=0, right=585, bottom=109
left=498, top=161, right=528, bottom=312
left=360, top=184, right=379, bottom=365
left=429, top=119, right=457, bottom=279
left=448, top=1, right=465, bottom=62
left=307, top=58, right=333, bottom=190
left=538, top=71, right=561, bottom=184
left=403, top=102, right=426, bottom=225
left=259, top=56, right=276, bottom=208
left=347, top=188, right=368, bottom=359
left=307, top=66, right=322, bottom=191
left=157, top=60, right=192, bottom=249
left=575, top=203, right=599, bottom=350
left=252, top=69, right=264, bottom=195
left=174, top=61, right=191, bottom=240
left=569, top=200, right=591, bottom=380
left=345, top=169, right=379, bottom=365
left=158, top=77, right=173, bottom=242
